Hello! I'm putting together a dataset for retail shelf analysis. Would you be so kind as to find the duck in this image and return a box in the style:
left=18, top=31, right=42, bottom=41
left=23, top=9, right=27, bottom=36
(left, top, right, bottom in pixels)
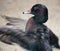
left=0, top=4, right=59, bottom=50
left=0, top=7, right=52, bottom=51
left=23, top=4, right=60, bottom=49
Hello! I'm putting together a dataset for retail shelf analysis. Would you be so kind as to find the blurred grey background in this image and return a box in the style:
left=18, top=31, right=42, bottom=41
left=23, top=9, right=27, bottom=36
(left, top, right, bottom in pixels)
left=0, top=0, right=60, bottom=51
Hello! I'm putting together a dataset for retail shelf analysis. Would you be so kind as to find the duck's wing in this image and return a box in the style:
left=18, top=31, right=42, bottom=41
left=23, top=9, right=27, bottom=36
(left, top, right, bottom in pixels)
left=0, top=26, right=39, bottom=50
left=0, top=26, right=25, bottom=45
left=1, top=15, right=27, bottom=30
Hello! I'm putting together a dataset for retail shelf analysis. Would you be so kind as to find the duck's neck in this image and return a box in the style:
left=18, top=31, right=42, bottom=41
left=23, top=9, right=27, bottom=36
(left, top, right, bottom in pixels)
left=33, top=15, right=48, bottom=24
left=33, top=16, right=43, bottom=25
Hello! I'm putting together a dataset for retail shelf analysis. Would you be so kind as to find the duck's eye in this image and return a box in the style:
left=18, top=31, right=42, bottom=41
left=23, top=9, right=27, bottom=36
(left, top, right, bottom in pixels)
left=34, top=7, right=38, bottom=10
left=33, top=8, right=40, bottom=14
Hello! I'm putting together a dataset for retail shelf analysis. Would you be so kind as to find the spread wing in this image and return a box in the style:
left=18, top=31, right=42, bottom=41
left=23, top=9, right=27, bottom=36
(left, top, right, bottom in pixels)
left=0, top=26, right=39, bottom=50
left=0, top=26, right=26, bottom=45
left=1, top=15, right=27, bottom=30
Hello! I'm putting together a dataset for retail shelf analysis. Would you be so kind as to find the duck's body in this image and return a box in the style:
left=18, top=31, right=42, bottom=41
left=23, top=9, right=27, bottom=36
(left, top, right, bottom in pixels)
left=25, top=17, right=60, bottom=48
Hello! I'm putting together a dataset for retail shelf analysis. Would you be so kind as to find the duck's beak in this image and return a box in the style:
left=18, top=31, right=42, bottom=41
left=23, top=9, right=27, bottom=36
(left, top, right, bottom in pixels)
left=23, top=10, right=31, bottom=14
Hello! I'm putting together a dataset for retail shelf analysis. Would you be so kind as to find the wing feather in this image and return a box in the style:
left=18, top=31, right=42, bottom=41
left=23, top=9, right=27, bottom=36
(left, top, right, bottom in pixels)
left=0, top=26, right=25, bottom=45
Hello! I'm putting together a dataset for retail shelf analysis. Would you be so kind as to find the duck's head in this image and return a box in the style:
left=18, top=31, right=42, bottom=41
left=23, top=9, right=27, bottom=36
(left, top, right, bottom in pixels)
left=23, top=4, right=48, bottom=23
